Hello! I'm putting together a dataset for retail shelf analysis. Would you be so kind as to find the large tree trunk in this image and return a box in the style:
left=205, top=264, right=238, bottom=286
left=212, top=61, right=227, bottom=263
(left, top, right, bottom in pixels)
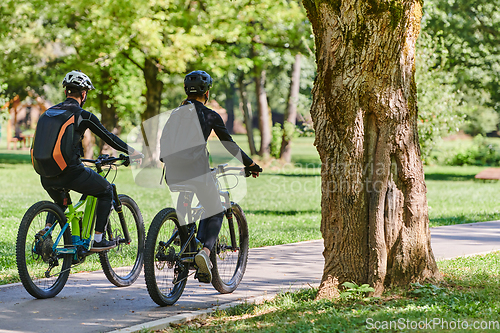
left=280, top=53, right=302, bottom=162
left=302, top=0, right=440, bottom=297
left=254, top=68, right=271, bottom=157
left=238, top=74, right=257, bottom=156
left=141, top=57, right=164, bottom=163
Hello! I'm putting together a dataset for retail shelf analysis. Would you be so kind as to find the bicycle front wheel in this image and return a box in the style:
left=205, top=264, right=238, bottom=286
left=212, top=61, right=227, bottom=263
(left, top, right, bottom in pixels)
left=210, top=202, right=249, bottom=294
left=144, top=208, right=189, bottom=306
left=99, top=194, right=145, bottom=287
left=16, top=201, right=72, bottom=299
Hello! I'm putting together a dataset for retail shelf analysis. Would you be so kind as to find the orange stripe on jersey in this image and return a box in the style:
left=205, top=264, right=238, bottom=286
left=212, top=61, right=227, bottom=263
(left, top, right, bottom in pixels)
left=53, top=117, right=74, bottom=171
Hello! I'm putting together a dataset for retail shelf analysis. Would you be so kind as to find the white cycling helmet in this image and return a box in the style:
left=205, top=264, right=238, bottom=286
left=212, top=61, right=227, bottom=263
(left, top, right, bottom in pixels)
left=62, top=70, right=95, bottom=91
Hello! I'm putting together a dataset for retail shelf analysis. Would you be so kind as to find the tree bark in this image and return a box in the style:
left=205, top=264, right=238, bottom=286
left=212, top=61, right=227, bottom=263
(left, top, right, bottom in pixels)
left=302, top=0, right=440, bottom=297
left=254, top=68, right=271, bottom=157
left=280, top=53, right=302, bottom=162
left=238, top=74, right=257, bottom=156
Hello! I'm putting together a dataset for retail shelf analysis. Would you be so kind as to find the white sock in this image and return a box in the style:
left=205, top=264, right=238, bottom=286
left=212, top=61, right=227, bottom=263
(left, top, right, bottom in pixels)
left=94, top=233, right=103, bottom=242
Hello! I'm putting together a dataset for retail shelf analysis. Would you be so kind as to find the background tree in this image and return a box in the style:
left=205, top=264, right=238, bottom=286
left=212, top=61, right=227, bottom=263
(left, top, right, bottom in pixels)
left=424, top=0, right=500, bottom=136
left=280, top=53, right=302, bottom=162
left=302, top=0, right=441, bottom=297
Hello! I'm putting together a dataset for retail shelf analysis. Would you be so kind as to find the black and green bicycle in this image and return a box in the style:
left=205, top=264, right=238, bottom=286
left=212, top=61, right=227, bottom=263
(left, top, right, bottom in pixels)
left=144, top=164, right=249, bottom=306
left=16, top=154, right=145, bottom=299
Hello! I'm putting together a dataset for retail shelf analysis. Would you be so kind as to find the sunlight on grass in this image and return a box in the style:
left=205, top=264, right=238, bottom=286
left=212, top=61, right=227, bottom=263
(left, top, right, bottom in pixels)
left=158, top=252, right=500, bottom=333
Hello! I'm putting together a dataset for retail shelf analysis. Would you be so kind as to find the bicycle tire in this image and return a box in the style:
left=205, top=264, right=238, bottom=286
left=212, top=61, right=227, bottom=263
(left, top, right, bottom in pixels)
left=144, top=208, right=189, bottom=306
left=210, top=202, right=249, bottom=294
left=99, top=194, right=145, bottom=287
left=16, top=201, right=72, bottom=299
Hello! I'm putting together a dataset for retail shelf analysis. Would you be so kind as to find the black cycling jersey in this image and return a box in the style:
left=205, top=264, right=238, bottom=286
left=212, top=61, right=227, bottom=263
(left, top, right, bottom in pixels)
left=188, top=99, right=253, bottom=167
left=49, top=98, right=133, bottom=171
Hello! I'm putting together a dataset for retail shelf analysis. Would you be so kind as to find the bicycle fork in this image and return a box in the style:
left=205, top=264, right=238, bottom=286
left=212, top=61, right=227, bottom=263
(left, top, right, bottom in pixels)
left=110, top=184, right=131, bottom=244
left=225, top=208, right=239, bottom=252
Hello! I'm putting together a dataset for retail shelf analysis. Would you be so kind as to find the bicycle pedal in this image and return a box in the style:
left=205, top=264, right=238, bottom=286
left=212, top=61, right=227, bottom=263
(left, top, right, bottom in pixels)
left=196, top=272, right=211, bottom=283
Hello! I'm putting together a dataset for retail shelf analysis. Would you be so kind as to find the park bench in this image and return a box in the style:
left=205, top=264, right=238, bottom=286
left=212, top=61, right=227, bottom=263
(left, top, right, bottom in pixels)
left=475, top=168, right=500, bottom=180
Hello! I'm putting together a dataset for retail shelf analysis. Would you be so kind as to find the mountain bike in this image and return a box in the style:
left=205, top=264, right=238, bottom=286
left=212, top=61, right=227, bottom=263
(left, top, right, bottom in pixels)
left=16, top=154, right=145, bottom=299
left=144, top=164, right=249, bottom=306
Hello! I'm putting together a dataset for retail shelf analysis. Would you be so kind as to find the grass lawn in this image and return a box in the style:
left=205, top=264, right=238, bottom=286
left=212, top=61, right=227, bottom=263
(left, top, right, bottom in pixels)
left=2, top=136, right=500, bottom=285
left=152, top=252, right=500, bottom=333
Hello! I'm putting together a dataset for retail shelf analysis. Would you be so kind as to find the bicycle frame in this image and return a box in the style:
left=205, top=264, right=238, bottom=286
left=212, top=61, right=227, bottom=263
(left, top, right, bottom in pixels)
left=166, top=164, right=243, bottom=264
left=35, top=160, right=130, bottom=262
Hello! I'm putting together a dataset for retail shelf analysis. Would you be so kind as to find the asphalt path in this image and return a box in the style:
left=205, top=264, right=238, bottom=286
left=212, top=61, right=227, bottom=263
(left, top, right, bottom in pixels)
left=1, top=221, right=500, bottom=333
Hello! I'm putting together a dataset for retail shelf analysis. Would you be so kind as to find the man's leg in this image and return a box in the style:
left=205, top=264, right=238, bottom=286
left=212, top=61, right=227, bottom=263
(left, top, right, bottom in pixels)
left=67, top=168, right=113, bottom=246
left=193, top=179, right=224, bottom=283
left=40, top=179, right=68, bottom=233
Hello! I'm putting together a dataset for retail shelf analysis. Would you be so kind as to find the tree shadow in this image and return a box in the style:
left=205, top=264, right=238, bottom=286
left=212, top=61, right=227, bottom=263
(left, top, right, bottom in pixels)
left=272, top=173, right=320, bottom=178
left=424, top=173, right=476, bottom=181
left=430, top=213, right=500, bottom=227
left=246, top=209, right=320, bottom=216
left=0, top=153, right=31, bottom=164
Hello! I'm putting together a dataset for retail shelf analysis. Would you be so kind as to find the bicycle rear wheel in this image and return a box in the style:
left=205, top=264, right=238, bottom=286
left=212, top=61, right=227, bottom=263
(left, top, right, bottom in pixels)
left=16, top=201, right=72, bottom=299
left=99, top=194, right=145, bottom=287
left=144, top=208, right=189, bottom=306
left=210, top=202, right=249, bottom=294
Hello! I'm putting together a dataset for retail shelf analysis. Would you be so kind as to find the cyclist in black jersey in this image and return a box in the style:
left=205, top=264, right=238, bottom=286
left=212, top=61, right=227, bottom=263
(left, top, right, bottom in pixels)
left=161, top=70, right=262, bottom=283
left=38, top=70, right=142, bottom=250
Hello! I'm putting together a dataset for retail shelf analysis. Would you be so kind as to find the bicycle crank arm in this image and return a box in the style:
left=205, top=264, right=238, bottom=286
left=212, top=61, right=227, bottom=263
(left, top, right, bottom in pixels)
left=173, top=271, right=195, bottom=285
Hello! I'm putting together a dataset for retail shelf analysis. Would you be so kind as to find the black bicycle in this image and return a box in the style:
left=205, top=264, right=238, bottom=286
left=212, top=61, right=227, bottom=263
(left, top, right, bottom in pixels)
left=144, top=164, right=249, bottom=306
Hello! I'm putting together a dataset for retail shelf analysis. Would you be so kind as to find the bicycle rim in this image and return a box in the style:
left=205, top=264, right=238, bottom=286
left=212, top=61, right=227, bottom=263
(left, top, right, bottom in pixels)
left=211, top=202, right=249, bottom=294
left=144, top=208, right=188, bottom=306
left=99, top=194, right=145, bottom=287
left=16, top=201, right=72, bottom=299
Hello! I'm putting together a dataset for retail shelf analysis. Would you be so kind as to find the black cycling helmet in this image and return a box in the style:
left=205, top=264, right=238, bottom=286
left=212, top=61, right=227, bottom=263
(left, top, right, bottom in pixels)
left=184, top=70, right=213, bottom=95
left=62, top=70, right=95, bottom=91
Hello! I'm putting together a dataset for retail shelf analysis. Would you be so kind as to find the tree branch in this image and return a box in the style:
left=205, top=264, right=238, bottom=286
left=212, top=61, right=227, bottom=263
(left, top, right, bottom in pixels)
left=121, top=52, right=144, bottom=71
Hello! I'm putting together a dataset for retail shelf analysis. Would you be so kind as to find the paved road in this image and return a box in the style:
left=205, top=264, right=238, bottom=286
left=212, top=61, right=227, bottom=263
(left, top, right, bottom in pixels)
left=1, top=221, right=500, bottom=333
left=431, top=220, right=500, bottom=259
left=0, top=241, right=323, bottom=333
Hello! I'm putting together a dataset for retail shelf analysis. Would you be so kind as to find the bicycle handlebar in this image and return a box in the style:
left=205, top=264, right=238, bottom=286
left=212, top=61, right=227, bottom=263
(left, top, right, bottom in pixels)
left=81, top=154, right=131, bottom=172
left=212, top=164, right=245, bottom=177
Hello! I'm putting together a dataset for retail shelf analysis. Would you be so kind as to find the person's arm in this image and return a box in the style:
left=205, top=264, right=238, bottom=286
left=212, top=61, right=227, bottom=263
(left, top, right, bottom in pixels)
left=211, top=112, right=254, bottom=166
left=79, top=111, right=136, bottom=154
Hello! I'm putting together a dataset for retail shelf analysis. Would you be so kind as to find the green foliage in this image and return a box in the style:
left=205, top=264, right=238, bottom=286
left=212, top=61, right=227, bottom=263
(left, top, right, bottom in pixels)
left=0, top=0, right=315, bottom=143
left=423, top=0, right=500, bottom=136
left=339, top=282, right=375, bottom=301
left=296, top=122, right=315, bottom=137
left=447, top=135, right=500, bottom=166
left=270, top=123, right=283, bottom=159
left=416, top=30, right=465, bottom=160
left=409, top=282, right=446, bottom=298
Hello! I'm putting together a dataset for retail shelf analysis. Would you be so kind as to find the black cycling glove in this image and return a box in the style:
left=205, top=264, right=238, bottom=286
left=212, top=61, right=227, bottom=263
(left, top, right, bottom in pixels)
left=244, top=163, right=263, bottom=177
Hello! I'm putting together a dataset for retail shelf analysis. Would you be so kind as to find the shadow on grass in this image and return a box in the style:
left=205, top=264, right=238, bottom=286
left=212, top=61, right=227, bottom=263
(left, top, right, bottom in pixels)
left=271, top=173, right=320, bottom=178
left=430, top=213, right=500, bottom=227
left=246, top=209, right=320, bottom=216
left=424, top=172, right=477, bottom=181
left=0, top=153, right=31, bottom=164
